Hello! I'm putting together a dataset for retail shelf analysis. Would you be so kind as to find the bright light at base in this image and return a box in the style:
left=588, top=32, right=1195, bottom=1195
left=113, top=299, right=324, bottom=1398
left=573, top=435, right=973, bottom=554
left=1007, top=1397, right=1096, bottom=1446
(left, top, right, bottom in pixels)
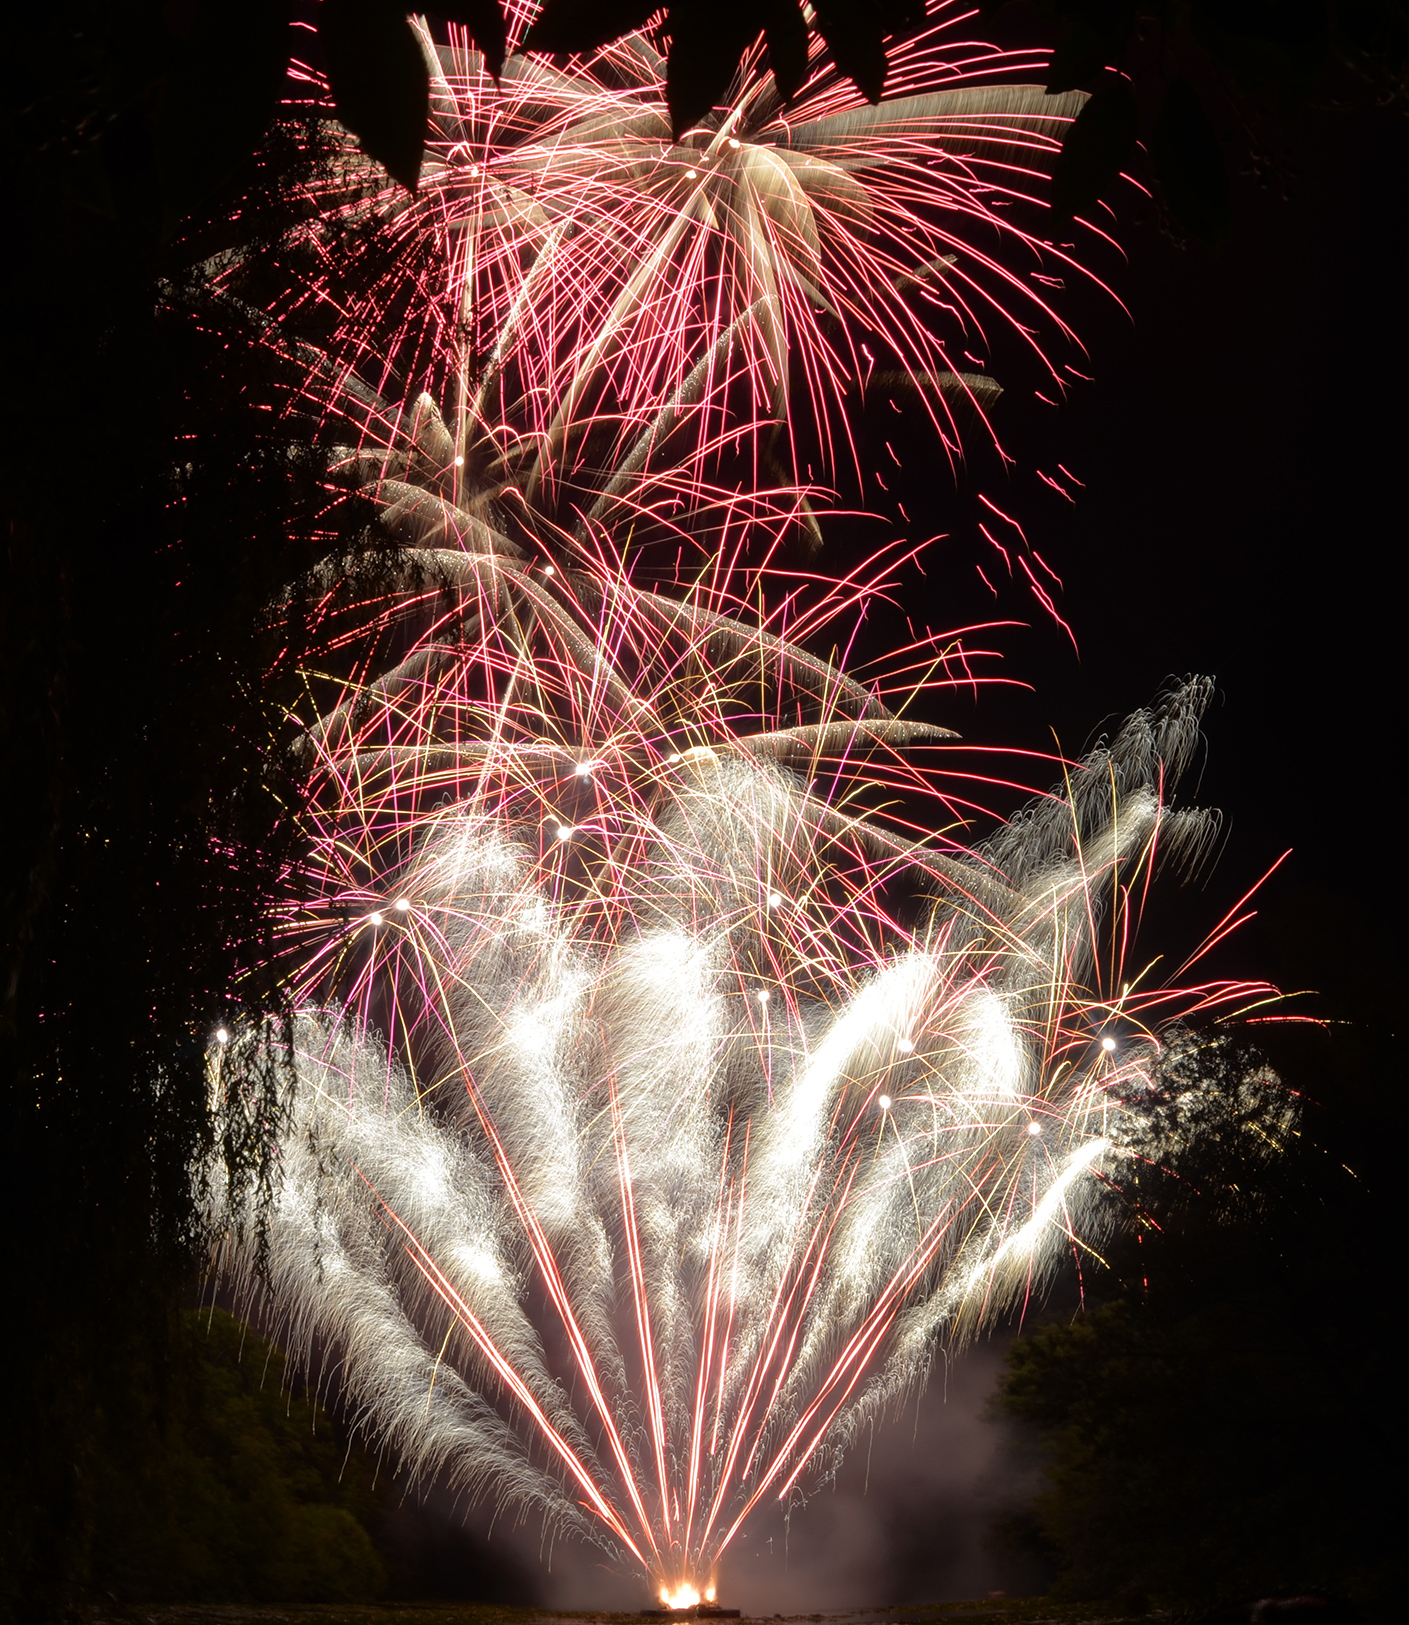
left=661, top=1583, right=701, bottom=1609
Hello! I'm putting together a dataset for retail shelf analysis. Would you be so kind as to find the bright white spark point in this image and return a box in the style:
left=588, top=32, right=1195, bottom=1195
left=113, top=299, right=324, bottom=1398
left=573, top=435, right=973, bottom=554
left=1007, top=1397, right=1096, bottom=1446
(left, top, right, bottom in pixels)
left=897, top=1037, right=914, bottom=1053
left=574, top=762, right=595, bottom=777
left=556, top=825, right=573, bottom=841
left=1027, top=1120, right=1042, bottom=1135
left=756, top=990, right=770, bottom=1004
left=728, top=138, right=740, bottom=148
left=215, top=1028, right=229, bottom=1045
left=767, top=892, right=782, bottom=909
left=667, top=753, right=681, bottom=764
left=395, top=898, right=410, bottom=911
left=685, top=169, right=697, bottom=179
left=878, top=1094, right=892, bottom=1110
left=542, top=564, right=555, bottom=576
left=1101, top=1036, right=1117, bottom=1052
left=454, top=454, right=465, bottom=466
left=368, top=912, right=383, bottom=926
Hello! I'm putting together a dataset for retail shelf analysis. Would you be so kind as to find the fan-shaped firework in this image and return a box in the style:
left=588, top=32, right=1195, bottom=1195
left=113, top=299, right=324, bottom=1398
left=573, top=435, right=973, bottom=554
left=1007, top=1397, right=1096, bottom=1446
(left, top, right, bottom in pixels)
left=204, top=9, right=1270, bottom=1604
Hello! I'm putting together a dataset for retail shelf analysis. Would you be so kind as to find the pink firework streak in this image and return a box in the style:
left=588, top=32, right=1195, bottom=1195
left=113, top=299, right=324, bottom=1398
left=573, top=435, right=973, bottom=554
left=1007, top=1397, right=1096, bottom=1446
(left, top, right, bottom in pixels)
left=201, top=11, right=1279, bottom=1604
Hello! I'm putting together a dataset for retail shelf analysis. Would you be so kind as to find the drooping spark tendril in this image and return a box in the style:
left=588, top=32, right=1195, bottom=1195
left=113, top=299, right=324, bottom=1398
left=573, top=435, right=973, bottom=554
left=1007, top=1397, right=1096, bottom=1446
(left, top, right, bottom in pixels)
left=204, top=9, right=1273, bottom=1601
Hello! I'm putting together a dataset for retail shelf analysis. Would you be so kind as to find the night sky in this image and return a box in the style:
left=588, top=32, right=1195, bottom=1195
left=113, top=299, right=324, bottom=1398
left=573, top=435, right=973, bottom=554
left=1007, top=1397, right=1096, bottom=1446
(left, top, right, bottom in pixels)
left=799, top=87, right=1407, bottom=1032
left=172, top=52, right=1409, bottom=1614
left=925, top=97, right=1407, bottom=1016
left=848, top=93, right=1407, bottom=1607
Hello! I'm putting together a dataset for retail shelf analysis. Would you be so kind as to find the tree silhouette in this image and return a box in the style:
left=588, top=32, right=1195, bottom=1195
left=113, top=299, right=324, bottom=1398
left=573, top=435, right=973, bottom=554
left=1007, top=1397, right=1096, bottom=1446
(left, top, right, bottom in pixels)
left=991, top=1020, right=1400, bottom=1612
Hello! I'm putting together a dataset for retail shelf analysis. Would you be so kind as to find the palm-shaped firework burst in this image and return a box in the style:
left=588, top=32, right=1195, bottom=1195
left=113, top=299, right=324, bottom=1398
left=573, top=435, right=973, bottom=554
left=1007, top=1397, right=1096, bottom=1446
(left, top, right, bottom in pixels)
left=205, top=7, right=1278, bottom=1602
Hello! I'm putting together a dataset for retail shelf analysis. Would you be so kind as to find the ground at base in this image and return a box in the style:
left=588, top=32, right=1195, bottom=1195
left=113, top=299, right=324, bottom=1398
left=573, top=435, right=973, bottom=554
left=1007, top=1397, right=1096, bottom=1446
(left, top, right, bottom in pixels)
left=86, top=1600, right=1172, bottom=1625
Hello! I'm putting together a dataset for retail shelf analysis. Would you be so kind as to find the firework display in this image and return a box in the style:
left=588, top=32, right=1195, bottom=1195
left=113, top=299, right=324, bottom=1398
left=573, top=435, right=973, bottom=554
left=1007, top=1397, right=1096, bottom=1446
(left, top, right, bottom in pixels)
left=205, top=8, right=1273, bottom=1601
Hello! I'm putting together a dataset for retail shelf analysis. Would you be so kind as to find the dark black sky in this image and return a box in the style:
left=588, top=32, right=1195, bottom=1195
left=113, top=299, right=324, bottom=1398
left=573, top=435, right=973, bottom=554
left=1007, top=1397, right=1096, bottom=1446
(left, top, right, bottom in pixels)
left=739, top=90, right=1406, bottom=1610
left=837, top=94, right=1409, bottom=1032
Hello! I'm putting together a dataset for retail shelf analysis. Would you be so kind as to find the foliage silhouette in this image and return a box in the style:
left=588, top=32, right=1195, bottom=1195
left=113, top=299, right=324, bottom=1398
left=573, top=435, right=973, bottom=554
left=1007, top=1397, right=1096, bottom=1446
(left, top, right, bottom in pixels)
left=86, top=1310, right=387, bottom=1604
left=9, top=3, right=1405, bottom=210
left=991, top=0, right=1409, bottom=243
left=990, top=1017, right=1400, bottom=1613
left=0, top=74, right=387, bottom=1617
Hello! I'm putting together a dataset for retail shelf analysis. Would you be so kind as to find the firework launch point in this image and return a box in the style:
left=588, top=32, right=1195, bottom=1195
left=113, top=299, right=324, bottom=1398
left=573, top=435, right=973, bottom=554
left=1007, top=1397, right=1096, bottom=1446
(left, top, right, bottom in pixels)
left=641, top=1609, right=741, bottom=1618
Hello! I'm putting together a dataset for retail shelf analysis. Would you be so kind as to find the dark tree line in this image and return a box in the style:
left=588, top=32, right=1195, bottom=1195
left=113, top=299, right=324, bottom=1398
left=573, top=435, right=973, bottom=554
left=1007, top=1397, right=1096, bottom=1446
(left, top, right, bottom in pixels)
left=84, top=1309, right=388, bottom=1604
left=56, top=1303, right=534, bottom=1605
left=0, top=174, right=301, bottom=1625
left=9, top=3, right=1407, bottom=217
left=3, top=25, right=344, bottom=1612
left=990, top=1004, right=1402, bottom=1615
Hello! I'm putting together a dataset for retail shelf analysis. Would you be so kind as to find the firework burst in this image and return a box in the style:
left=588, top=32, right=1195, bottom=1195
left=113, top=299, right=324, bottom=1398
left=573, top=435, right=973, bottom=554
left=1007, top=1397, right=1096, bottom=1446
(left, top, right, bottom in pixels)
left=219, top=1, right=1106, bottom=563
left=211, top=551, right=1265, bottom=1589
left=202, top=10, right=1271, bottom=1601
